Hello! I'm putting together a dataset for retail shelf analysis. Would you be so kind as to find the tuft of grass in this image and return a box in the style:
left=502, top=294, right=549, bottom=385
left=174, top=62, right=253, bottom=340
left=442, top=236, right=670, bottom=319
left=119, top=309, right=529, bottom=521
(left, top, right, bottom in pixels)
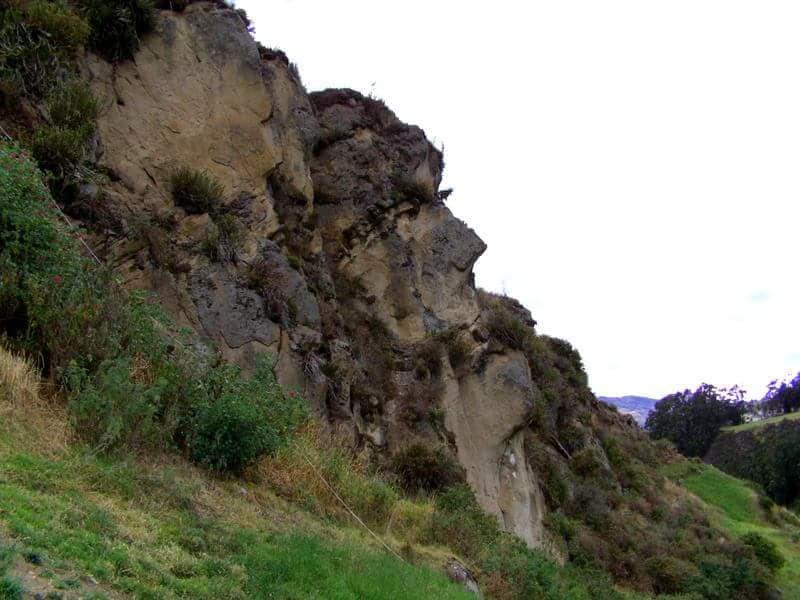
left=0, top=346, right=39, bottom=407
left=0, top=576, right=23, bottom=600
left=259, top=425, right=400, bottom=528
left=77, top=0, right=157, bottom=62
left=31, top=80, right=97, bottom=178
left=485, top=300, right=533, bottom=352
left=0, top=0, right=89, bottom=96
left=170, top=166, right=225, bottom=215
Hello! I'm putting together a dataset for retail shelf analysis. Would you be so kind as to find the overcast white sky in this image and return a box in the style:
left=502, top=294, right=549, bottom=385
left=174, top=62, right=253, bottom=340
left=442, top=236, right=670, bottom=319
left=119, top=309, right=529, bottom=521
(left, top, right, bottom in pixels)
left=236, top=0, right=800, bottom=400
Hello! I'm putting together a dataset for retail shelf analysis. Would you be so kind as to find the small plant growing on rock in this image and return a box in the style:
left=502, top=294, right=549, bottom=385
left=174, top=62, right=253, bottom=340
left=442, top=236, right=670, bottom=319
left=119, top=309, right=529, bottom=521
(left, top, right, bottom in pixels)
left=77, top=0, right=157, bottom=62
left=170, top=166, right=225, bottom=215
left=485, top=301, right=533, bottom=351
left=32, top=80, right=97, bottom=178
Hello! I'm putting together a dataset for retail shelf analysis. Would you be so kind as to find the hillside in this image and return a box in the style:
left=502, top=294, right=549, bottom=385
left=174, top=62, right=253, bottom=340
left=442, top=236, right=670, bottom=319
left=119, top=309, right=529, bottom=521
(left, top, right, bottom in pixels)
left=706, top=415, right=800, bottom=510
left=721, top=410, right=800, bottom=433
left=0, top=1, right=797, bottom=598
left=663, top=460, right=800, bottom=597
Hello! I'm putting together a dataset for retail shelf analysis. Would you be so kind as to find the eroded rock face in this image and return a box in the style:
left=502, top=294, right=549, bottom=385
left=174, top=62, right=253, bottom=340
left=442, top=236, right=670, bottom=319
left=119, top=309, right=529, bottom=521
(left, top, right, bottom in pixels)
left=310, top=91, right=485, bottom=342
left=86, top=2, right=547, bottom=551
left=443, top=351, right=546, bottom=547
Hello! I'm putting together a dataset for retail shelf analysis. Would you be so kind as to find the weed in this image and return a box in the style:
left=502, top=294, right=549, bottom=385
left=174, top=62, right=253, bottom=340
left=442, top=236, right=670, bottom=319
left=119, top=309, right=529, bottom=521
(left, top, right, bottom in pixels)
left=77, top=0, right=157, bottom=62
left=169, top=167, right=225, bottom=215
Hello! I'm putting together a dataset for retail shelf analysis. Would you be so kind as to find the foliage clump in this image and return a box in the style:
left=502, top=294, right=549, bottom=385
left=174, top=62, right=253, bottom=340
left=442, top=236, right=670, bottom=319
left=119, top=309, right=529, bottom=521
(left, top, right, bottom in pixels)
left=706, top=420, right=800, bottom=506
left=0, top=0, right=89, bottom=96
left=389, top=444, right=463, bottom=495
left=170, top=166, right=225, bottom=215
left=32, top=80, right=98, bottom=178
left=188, top=356, right=307, bottom=473
left=76, top=0, right=157, bottom=62
left=485, top=299, right=533, bottom=351
left=741, top=532, right=785, bottom=574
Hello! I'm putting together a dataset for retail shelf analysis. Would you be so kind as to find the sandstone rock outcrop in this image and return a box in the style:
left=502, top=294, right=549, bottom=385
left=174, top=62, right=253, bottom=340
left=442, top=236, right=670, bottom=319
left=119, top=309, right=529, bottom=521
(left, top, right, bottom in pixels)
left=80, top=2, right=599, bottom=554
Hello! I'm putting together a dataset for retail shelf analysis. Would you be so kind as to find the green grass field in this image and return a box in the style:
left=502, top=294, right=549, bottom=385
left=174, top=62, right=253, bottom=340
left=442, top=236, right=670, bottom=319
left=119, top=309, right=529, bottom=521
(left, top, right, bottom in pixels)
left=0, top=414, right=470, bottom=599
left=721, top=410, right=800, bottom=433
left=663, top=460, right=800, bottom=597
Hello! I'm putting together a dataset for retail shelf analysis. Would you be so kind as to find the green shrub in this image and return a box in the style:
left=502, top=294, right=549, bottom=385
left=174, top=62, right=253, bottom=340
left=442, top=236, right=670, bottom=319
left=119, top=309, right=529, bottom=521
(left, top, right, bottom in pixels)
left=77, top=0, right=157, bottom=62
left=203, top=212, right=240, bottom=262
left=170, top=167, right=225, bottom=215
left=569, top=482, right=610, bottom=530
left=485, top=301, right=532, bottom=351
left=434, top=327, right=471, bottom=370
left=46, top=79, right=97, bottom=129
left=414, top=338, right=443, bottom=379
left=0, top=1, right=88, bottom=95
left=482, top=534, right=624, bottom=600
left=428, top=485, right=500, bottom=559
left=31, top=125, right=90, bottom=175
left=390, top=444, right=463, bottom=495
left=31, top=81, right=97, bottom=177
left=644, top=555, right=698, bottom=595
left=741, top=532, right=785, bottom=574
left=65, top=356, right=183, bottom=452
left=0, top=576, right=23, bottom=600
left=188, top=355, right=307, bottom=473
left=25, top=0, right=90, bottom=52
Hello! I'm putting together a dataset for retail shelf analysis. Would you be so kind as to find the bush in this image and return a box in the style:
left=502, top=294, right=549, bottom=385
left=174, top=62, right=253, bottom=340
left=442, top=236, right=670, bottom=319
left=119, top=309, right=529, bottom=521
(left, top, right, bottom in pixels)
left=0, top=1, right=88, bottom=95
left=1, top=142, right=306, bottom=473
left=389, top=444, right=463, bottom=495
left=741, top=532, right=785, bottom=574
left=428, top=485, right=500, bottom=559
left=0, top=576, right=23, bottom=600
left=643, top=555, right=698, bottom=595
left=77, top=0, right=157, bottom=62
left=203, top=213, right=240, bottom=262
left=47, top=80, right=97, bottom=130
left=188, top=355, right=307, bottom=473
left=31, top=126, right=90, bottom=175
left=434, top=327, right=471, bottom=370
left=170, top=167, right=225, bottom=215
left=31, top=81, right=97, bottom=178
left=485, top=302, right=532, bottom=351
left=65, top=356, right=181, bottom=451
left=569, top=482, right=610, bottom=530
left=25, top=0, right=90, bottom=51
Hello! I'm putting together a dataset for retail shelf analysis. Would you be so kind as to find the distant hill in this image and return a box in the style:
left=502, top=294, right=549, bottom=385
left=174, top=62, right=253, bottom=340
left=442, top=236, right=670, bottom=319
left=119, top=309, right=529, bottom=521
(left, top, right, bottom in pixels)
left=598, top=395, right=658, bottom=426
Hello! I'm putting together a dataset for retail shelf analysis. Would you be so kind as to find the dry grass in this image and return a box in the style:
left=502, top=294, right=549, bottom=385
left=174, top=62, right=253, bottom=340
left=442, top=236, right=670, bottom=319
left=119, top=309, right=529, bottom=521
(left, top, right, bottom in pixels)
left=256, top=423, right=399, bottom=527
left=0, top=345, right=68, bottom=456
left=0, top=345, right=39, bottom=406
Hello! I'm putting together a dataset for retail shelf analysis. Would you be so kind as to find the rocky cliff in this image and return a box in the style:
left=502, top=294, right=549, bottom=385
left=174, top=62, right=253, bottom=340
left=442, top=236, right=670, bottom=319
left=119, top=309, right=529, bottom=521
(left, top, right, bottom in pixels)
left=65, top=2, right=698, bottom=567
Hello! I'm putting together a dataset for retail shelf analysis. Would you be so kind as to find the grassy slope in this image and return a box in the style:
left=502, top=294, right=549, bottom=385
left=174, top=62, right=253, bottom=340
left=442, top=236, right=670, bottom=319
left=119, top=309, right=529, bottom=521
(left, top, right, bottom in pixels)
left=721, top=410, right=800, bottom=433
left=0, top=403, right=470, bottom=599
left=662, top=460, right=800, bottom=597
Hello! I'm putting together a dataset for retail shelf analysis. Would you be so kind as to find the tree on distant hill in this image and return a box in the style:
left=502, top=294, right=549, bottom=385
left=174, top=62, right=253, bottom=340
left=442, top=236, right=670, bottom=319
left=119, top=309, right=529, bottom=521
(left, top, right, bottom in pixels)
left=645, top=384, right=746, bottom=457
left=760, top=373, right=800, bottom=417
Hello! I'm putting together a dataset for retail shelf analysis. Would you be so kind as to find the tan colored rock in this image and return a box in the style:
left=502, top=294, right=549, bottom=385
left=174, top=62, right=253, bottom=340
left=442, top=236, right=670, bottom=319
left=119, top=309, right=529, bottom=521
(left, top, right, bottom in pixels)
left=443, top=350, right=546, bottom=547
